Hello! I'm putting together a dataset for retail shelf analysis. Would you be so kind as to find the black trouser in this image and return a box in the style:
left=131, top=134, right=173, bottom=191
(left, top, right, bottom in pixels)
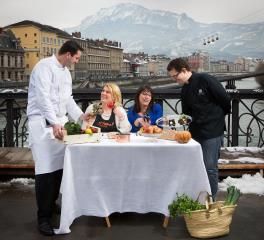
left=35, top=169, right=63, bottom=224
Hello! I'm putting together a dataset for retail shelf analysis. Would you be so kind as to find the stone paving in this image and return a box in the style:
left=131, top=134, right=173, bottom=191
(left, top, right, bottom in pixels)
left=0, top=180, right=263, bottom=240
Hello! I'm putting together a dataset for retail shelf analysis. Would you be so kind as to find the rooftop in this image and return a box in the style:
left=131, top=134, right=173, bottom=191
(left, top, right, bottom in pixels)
left=0, top=29, right=24, bottom=52
left=5, top=20, right=72, bottom=38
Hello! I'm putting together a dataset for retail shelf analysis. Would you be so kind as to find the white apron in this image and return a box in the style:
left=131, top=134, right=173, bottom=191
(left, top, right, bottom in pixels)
left=27, top=55, right=83, bottom=175
left=28, top=115, right=68, bottom=175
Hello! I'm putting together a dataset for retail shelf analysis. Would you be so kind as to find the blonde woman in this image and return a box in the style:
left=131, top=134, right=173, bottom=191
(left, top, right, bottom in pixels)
left=82, top=83, right=131, bottom=133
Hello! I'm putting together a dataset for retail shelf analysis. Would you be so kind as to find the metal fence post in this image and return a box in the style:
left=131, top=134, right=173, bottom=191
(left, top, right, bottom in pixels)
left=6, top=99, right=14, bottom=147
left=231, top=98, right=239, bottom=146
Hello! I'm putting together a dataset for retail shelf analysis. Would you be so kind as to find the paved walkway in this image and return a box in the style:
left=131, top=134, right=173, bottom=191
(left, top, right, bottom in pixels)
left=0, top=180, right=263, bottom=240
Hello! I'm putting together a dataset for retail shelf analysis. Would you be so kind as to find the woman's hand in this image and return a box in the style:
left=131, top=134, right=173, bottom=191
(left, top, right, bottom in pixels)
left=134, top=117, right=150, bottom=128
left=80, top=113, right=95, bottom=129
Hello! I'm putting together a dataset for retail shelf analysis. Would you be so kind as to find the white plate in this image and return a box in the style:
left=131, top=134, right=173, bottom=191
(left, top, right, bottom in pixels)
left=137, top=131, right=162, bottom=138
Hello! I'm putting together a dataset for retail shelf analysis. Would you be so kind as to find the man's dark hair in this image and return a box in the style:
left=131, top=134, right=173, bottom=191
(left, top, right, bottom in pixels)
left=58, top=40, right=84, bottom=56
left=134, top=85, right=154, bottom=113
left=167, top=58, right=190, bottom=72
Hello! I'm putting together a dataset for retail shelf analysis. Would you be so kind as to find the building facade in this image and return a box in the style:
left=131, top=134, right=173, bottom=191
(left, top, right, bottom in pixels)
left=120, top=59, right=132, bottom=77
left=187, top=51, right=210, bottom=72
left=5, top=20, right=72, bottom=80
left=73, top=34, right=111, bottom=80
left=72, top=33, right=123, bottom=80
left=105, top=42, right=123, bottom=77
left=0, top=28, right=25, bottom=81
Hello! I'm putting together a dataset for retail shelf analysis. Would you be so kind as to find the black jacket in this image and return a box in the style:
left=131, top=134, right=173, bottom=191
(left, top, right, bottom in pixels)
left=181, top=72, right=231, bottom=140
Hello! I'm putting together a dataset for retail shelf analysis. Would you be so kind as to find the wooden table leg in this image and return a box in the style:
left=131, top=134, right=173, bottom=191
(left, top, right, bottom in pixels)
left=163, top=216, right=169, bottom=228
left=105, top=217, right=111, bottom=227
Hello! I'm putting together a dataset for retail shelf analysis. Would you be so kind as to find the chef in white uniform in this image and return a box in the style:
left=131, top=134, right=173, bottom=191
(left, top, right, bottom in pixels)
left=27, top=40, right=86, bottom=236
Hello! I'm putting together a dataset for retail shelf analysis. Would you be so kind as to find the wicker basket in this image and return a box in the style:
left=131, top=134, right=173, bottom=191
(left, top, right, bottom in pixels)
left=184, top=198, right=237, bottom=238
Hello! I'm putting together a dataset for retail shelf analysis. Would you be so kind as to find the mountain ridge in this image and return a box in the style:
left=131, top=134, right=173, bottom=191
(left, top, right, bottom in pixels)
left=65, top=3, right=264, bottom=59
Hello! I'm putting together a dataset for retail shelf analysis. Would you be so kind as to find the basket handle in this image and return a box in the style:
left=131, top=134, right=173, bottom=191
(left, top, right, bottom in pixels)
left=196, top=191, right=213, bottom=210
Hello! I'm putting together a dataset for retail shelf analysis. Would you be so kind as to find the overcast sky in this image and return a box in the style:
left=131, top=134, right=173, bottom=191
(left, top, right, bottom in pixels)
left=1, top=0, right=264, bottom=28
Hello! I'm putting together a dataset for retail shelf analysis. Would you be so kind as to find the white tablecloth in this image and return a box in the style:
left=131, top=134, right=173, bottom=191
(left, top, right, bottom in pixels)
left=55, top=134, right=211, bottom=234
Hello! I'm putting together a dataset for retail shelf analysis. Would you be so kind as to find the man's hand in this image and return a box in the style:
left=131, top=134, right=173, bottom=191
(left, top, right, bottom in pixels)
left=52, top=124, right=64, bottom=140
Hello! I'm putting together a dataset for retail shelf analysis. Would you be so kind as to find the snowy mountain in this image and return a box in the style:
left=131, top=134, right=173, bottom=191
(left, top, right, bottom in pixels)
left=65, top=3, right=264, bottom=59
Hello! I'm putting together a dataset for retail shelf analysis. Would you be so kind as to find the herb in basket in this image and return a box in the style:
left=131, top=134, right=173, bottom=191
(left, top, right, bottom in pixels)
left=168, top=193, right=205, bottom=218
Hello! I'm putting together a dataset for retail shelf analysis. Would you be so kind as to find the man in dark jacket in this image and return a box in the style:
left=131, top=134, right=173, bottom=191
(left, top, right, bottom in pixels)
left=167, top=58, right=231, bottom=200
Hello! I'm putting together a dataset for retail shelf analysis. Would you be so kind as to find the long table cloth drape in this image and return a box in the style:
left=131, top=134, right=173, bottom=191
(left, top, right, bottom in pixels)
left=55, top=134, right=211, bottom=234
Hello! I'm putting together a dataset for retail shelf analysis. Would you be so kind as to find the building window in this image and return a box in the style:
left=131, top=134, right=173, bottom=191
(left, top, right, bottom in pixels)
left=26, top=53, right=29, bottom=58
left=15, top=57, right=17, bottom=67
left=50, top=38, right=52, bottom=44
left=8, top=72, right=11, bottom=79
left=34, top=40, right=37, bottom=43
left=15, top=72, right=18, bottom=80
left=8, top=56, right=10, bottom=67
left=34, top=33, right=37, bottom=37
left=42, top=37, right=45, bottom=42
left=36, top=53, right=39, bottom=57
left=0, top=56, right=3, bottom=66
left=26, top=64, right=29, bottom=68
left=54, top=39, right=56, bottom=44
left=58, top=39, right=61, bottom=44
left=1, top=72, right=4, bottom=79
left=47, top=37, right=49, bottom=43
left=20, top=72, right=24, bottom=80
left=21, top=57, right=23, bottom=67
left=25, top=33, right=27, bottom=37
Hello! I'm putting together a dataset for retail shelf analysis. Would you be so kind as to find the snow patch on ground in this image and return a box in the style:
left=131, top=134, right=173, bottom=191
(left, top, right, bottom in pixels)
left=219, top=157, right=264, bottom=164
left=219, top=173, right=264, bottom=195
left=10, top=178, right=35, bottom=186
left=222, top=147, right=264, bottom=153
left=0, top=178, right=35, bottom=193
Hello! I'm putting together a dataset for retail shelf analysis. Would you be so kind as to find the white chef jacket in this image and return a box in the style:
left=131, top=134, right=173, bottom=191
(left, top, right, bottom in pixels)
left=27, top=55, right=83, bottom=174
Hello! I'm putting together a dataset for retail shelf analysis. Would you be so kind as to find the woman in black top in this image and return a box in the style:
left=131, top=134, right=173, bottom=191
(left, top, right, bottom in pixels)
left=82, top=83, right=131, bottom=133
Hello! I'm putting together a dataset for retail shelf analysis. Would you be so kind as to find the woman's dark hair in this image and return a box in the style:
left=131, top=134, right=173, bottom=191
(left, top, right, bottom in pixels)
left=58, top=40, right=84, bottom=56
left=167, top=58, right=190, bottom=72
left=134, top=85, right=154, bottom=113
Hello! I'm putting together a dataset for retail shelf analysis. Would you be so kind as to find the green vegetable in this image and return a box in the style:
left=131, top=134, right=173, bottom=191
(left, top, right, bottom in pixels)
left=168, top=193, right=205, bottom=218
left=224, top=186, right=240, bottom=205
left=64, top=122, right=82, bottom=135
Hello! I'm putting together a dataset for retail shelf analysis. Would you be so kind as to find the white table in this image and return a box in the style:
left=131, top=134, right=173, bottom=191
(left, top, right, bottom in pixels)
left=55, top=134, right=211, bottom=234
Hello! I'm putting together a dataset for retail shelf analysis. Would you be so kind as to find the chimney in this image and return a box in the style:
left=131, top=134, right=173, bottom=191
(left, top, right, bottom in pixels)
left=72, top=32, right=81, bottom=38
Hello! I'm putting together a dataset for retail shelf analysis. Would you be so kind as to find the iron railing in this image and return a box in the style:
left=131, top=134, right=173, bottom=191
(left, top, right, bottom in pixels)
left=0, top=73, right=263, bottom=147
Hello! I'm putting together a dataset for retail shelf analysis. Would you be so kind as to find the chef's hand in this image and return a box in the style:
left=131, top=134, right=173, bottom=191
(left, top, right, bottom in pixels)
left=52, top=124, right=64, bottom=140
